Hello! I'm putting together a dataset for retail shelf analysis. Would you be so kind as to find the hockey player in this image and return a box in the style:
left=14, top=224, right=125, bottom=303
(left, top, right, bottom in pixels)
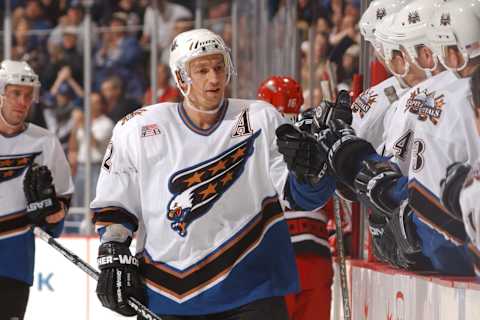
left=0, top=60, right=74, bottom=319
left=257, top=76, right=333, bottom=320
left=440, top=50, right=480, bottom=276
left=91, top=29, right=335, bottom=319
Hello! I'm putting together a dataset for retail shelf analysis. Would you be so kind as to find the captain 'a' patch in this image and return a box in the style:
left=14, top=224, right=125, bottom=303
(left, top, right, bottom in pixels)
left=0, top=152, right=40, bottom=183
left=166, top=130, right=261, bottom=236
left=231, top=107, right=253, bottom=137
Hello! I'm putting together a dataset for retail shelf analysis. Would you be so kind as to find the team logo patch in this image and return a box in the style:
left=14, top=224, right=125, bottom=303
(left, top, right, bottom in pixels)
left=120, top=108, right=147, bottom=125
left=351, top=89, right=378, bottom=118
left=141, top=124, right=161, bottom=137
left=408, top=11, right=420, bottom=24
left=404, top=88, right=445, bottom=125
left=0, top=152, right=40, bottom=183
left=166, top=130, right=261, bottom=237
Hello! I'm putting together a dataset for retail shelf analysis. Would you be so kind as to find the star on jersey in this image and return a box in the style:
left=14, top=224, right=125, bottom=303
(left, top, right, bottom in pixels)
left=166, top=130, right=261, bottom=236
left=0, top=152, right=40, bottom=183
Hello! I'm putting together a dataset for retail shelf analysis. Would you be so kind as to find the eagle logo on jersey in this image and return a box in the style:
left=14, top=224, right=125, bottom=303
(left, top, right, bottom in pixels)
left=351, top=89, right=378, bottom=118
left=166, top=130, right=261, bottom=236
left=0, top=152, right=40, bottom=183
left=404, top=88, right=445, bottom=125
left=120, top=108, right=147, bottom=125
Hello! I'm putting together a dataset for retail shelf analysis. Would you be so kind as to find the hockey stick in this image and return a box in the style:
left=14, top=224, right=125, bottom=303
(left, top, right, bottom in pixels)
left=33, top=227, right=162, bottom=320
left=332, top=196, right=351, bottom=320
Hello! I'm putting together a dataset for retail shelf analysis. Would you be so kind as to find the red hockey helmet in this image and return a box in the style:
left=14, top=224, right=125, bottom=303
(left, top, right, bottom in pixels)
left=257, top=76, right=304, bottom=116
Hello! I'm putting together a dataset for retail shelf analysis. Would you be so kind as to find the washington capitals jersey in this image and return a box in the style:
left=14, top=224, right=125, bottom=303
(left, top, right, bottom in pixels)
left=460, top=161, right=480, bottom=275
left=406, top=75, right=480, bottom=247
left=91, top=99, right=300, bottom=315
left=351, top=76, right=408, bottom=153
left=0, top=124, right=73, bottom=285
left=383, top=71, right=458, bottom=175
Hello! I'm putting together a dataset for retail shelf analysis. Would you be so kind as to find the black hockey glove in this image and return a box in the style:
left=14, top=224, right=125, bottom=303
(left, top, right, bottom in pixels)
left=354, top=160, right=403, bottom=219
left=312, top=90, right=353, bottom=132
left=368, top=213, right=408, bottom=268
left=317, top=119, right=376, bottom=187
left=386, top=201, right=432, bottom=271
left=23, top=164, right=61, bottom=226
left=294, top=108, right=316, bottom=133
left=96, top=241, right=145, bottom=317
left=276, top=123, right=328, bottom=185
left=440, top=162, right=471, bottom=220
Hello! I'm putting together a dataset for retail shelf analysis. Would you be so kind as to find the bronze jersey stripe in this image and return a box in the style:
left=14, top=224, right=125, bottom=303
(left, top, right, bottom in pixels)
left=141, top=198, right=283, bottom=298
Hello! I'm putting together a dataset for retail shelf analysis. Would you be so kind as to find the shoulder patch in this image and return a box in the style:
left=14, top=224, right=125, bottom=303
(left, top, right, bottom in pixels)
left=141, top=123, right=161, bottom=137
left=351, top=89, right=378, bottom=118
left=120, top=108, right=147, bottom=125
left=404, top=88, right=444, bottom=125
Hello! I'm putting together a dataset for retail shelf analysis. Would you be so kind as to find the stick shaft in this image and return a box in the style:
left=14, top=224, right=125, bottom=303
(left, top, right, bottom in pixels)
left=34, top=227, right=162, bottom=320
left=332, top=197, right=351, bottom=320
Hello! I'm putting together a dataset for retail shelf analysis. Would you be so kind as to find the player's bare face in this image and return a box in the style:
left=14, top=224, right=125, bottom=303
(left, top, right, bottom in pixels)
left=188, top=54, right=227, bottom=110
left=1, top=85, right=34, bottom=126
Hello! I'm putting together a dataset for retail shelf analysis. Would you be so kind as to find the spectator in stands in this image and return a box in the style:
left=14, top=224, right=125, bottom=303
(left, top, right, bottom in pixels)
left=141, top=0, right=192, bottom=50
left=337, top=44, right=360, bottom=91
left=100, top=75, right=139, bottom=123
left=68, top=92, right=114, bottom=207
left=159, top=17, right=194, bottom=65
left=47, top=1, right=98, bottom=55
left=11, top=17, right=35, bottom=60
left=301, top=32, right=330, bottom=89
left=24, top=0, right=52, bottom=47
left=94, top=12, right=144, bottom=101
left=143, top=63, right=179, bottom=105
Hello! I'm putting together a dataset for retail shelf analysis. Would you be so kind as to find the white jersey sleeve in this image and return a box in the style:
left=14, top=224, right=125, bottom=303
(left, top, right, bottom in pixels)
left=90, top=114, right=143, bottom=231
left=44, top=133, right=74, bottom=198
left=460, top=161, right=480, bottom=274
left=351, top=76, right=407, bottom=153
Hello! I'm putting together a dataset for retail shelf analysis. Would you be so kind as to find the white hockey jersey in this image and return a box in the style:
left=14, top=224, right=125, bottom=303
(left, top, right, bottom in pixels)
left=382, top=71, right=459, bottom=175
left=0, top=124, right=73, bottom=285
left=406, top=74, right=480, bottom=244
left=91, top=99, right=300, bottom=315
left=351, top=76, right=408, bottom=153
left=460, top=161, right=480, bottom=275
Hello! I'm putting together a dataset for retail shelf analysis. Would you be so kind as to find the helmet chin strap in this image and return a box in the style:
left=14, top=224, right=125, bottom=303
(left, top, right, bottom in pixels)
left=184, top=95, right=225, bottom=115
left=0, top=95, right=25, bottom=131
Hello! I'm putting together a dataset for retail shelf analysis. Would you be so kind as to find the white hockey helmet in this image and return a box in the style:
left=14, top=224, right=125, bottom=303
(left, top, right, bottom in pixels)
left=429, top=0, right=480, bottom=72
left=359, top=0, right=408, bottom=47
left=169, top=28, right=235, bottom=96
left=0, top=60, right=40, bottom=102
left=375, top=0, right=442, bottom=76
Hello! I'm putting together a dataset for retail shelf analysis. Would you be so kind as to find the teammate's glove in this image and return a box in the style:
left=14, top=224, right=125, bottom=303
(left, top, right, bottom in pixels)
left=354, top=160, right=403, bottom=219
left=313, top=90, right=353, bottom=132
left=294, top=108, right=316, bottom=133
left=276, top=123, right=328, bottom=185
left=440, top=162, right=471, bottom=219
left=96, top=241, right=144, bottom=317
left=23, top=164, right=61, bottom=226
left=367, top=213, right=407, bottom=268
left=317, top=119, right=376, bottom=187
left=386, top=201, right=432, bottom=271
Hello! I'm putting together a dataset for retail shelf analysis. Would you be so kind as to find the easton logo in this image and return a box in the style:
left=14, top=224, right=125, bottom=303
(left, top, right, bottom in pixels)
left=404, top=88, right=445, bottom=125
left=26, top=199, right=53, bottom=212
left=351, top=89, right=378, bottom=118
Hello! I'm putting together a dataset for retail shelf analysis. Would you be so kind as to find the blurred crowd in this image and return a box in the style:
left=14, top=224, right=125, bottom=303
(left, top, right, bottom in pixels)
left=0, top=0, right=361, bottom=232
